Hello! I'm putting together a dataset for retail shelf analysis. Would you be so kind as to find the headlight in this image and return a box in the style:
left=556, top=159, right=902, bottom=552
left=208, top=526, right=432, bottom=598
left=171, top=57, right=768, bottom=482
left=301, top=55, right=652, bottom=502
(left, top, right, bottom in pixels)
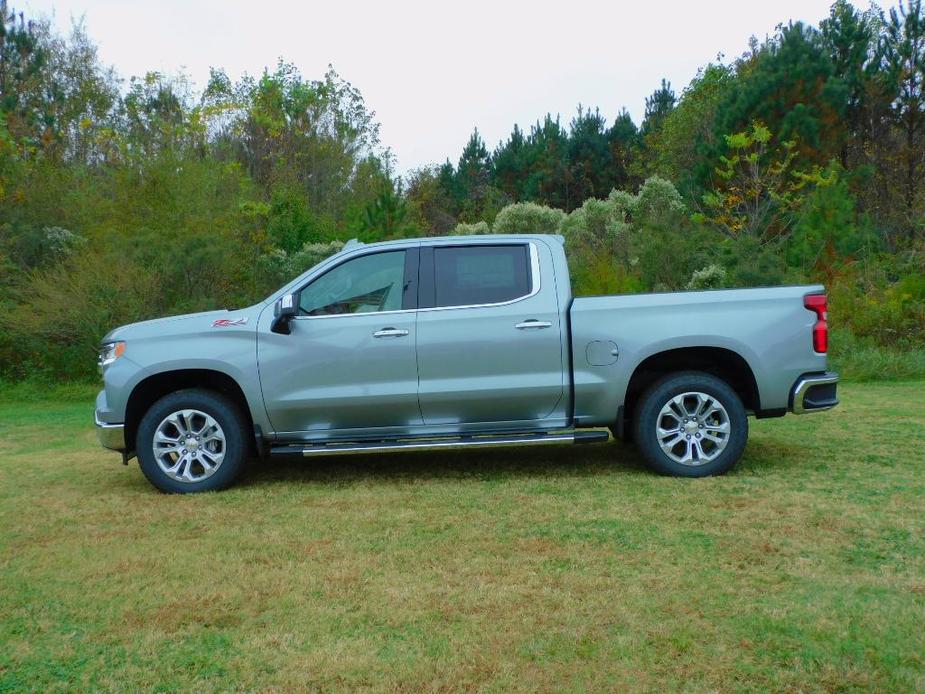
left=98, top=341, right=126, bottom=368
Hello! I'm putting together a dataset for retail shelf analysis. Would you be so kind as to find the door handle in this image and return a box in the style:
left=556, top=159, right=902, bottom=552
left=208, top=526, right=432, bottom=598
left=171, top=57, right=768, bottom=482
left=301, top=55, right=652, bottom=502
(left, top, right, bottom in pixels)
left=515, top=320, right=552, bottom=330
left=373, top=328, right=409, bottom=338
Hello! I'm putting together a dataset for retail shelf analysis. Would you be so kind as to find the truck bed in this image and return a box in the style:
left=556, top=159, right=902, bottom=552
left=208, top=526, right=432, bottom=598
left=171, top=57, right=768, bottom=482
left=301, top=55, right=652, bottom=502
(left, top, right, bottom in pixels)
left=568, top=286, right=829, bottom=425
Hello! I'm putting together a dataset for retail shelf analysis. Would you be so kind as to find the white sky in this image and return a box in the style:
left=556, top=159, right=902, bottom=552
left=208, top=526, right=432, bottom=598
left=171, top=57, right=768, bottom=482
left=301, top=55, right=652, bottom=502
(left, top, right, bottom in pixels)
left=24, top=0, right=839, bottom=174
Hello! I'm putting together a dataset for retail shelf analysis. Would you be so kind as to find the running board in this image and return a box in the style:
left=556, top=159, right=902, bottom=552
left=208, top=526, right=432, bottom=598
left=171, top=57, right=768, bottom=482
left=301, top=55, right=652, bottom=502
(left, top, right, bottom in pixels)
left=269, top=430, right=610, bottom=458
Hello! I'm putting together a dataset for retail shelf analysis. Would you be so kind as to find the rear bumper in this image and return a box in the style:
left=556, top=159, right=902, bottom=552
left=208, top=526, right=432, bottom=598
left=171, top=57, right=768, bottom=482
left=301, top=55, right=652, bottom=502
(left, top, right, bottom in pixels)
left=95, top=411, right=126, bottom=450
left=790, top=372, right=839, bottom=414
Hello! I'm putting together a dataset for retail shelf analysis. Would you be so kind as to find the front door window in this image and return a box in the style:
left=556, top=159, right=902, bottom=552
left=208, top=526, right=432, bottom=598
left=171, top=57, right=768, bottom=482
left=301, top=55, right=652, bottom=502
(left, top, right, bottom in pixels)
left=299, top=251, right=406, bottom=316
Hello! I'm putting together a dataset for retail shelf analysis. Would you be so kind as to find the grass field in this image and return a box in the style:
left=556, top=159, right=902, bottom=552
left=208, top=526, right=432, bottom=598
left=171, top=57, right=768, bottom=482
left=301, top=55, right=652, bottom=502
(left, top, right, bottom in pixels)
left=1, top=381, right=924, bottom=692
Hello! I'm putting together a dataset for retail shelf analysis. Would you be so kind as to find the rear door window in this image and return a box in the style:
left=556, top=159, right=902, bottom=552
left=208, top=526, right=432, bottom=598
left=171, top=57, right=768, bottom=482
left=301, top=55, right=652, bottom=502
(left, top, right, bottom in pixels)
left=433, top=245, right=531, bottom=308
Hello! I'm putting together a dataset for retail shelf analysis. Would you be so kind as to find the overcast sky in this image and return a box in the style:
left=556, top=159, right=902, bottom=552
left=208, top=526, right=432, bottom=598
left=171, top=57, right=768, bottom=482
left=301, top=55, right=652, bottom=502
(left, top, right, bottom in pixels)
left=24, top=0, right=839, bottom=174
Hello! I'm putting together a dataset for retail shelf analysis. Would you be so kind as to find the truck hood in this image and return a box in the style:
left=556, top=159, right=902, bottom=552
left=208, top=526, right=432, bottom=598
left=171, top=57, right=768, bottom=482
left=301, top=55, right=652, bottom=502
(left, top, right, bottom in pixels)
left=102, top=307, right=260, bottom=343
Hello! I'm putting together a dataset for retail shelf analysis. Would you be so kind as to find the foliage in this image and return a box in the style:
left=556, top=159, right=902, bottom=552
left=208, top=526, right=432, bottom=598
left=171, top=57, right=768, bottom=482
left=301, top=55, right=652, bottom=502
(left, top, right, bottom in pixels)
left=828, top=259, right=925, bottom=348
left=1, top=249, right=162, bottom=379
left=698, top=122, right=819, bottom=239
left=0, top=0, right=923, bottom=379
left=451, top=220, right=491, bottom=235
left=879, top=0, right=925, bottom=230
left=492, top=202, right=565, bottom=233
left=403, top=165, right=456, bottom=235
left=828, top=327, right=925, bottom=380
left=708, top=21, right=848, bottom=173
left=787, top=163, right=874, bottom=272
left=647, top=64, right=734, bottom=189
left=256, top=240, right=345, bottom=291
left=641, top=78, right=676, bottom=136
left=686, top=264, right=728, bottom=290
left=560, top=177, right=708, bottom=294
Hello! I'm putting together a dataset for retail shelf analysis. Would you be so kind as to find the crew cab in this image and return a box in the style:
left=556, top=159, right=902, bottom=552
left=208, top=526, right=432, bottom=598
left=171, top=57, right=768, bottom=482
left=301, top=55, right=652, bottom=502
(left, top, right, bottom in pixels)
left=95, top=234, right=838, bottom=493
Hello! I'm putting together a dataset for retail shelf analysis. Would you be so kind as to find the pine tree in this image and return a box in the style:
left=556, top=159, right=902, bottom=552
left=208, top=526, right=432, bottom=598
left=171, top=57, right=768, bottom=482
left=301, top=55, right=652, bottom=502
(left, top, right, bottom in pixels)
left=821, top=0, right=878, bottom=167
left=567, top=105, right=611, bottom=202
left=880, top=0, right=925, bottom=230
left=455, top=128, right=494, bottom=221
left=492, top=124, right=527, bottom=202
left=642, top=79, right=676, bottom=135
left=0, top=0, right=46, bottom=144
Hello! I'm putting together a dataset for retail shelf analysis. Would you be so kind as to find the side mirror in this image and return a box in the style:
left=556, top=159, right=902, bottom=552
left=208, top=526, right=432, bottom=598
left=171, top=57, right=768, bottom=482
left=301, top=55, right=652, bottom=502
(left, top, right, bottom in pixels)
left=271, top=292, right=299, bottom=334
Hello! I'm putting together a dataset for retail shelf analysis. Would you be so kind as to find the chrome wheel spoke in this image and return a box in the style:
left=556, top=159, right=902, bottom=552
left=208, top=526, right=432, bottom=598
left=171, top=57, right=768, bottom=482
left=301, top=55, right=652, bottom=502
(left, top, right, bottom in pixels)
left=182, top=457, right=197, bottom=481
left=699, top=404, right=718, bottom=420
left=154, top=430, right=180, bottom=444
left=200, top=423, right=224, bottom=444
left=165, top=454, right=185, bottom=475
left=198, top=452, right=216, bottom=471
left=691, top=438, right=710, bottom=463
left=689, top=393, right=706, bottom=418
left=660, top=433, right=684, bottom=453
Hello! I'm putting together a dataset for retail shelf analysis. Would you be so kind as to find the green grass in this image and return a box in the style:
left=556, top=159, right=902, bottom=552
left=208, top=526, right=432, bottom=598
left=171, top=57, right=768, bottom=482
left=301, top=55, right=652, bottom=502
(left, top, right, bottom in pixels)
left=828, top=329, right=925, bottom=382
left=831, top=345, right=925, bottom=381
left=1, top=382, right=924, bottom=691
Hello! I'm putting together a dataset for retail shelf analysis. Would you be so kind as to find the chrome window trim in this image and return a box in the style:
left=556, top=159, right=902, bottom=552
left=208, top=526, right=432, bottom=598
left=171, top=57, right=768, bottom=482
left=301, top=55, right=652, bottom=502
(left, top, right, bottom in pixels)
left=291, top=248, right=410, bottom=321
left=291, top=242, right=541, bottom=321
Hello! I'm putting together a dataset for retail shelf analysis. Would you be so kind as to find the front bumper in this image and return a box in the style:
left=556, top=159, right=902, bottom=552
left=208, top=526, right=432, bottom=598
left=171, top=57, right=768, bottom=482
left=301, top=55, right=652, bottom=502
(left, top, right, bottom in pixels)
left=790, top=372, right=839, bottom=414
left=95, top=412, right=126, bottom=450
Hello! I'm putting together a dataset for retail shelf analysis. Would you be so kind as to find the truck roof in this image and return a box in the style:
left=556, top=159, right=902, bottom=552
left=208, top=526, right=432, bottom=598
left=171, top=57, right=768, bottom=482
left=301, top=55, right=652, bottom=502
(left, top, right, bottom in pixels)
left=338, top=233, right=565, bottom=254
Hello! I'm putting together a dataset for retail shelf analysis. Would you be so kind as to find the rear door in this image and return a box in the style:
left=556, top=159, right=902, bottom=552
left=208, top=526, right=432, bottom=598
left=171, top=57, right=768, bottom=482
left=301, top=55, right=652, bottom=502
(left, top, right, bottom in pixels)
left=415, top=241, right=565, bottom=426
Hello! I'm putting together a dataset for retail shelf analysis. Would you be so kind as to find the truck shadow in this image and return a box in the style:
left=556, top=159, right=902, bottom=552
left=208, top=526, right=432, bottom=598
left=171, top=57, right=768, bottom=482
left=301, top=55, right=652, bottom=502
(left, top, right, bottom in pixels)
left=238, top=439, right=651, bottom=487
left=234, top=435, right=803, bottom=488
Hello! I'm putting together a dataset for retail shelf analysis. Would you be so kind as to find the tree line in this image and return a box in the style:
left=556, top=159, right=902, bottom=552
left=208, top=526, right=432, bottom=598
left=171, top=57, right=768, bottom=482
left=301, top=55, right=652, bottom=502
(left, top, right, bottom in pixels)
left=0, top=0, right=923, bottom=380
left=428, top=2, right=923, bottom=243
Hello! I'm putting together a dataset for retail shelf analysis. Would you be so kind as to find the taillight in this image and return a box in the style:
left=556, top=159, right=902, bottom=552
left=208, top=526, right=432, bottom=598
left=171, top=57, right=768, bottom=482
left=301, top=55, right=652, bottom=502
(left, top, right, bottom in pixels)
left=804, top=294, right=828, bottom=353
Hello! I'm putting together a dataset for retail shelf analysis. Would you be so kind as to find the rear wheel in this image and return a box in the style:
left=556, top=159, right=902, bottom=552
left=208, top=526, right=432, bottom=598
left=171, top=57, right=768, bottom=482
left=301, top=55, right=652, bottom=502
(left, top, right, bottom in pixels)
left=633, top=371, right=747, bottom=477
left=136, top=389, right=248, bottom=493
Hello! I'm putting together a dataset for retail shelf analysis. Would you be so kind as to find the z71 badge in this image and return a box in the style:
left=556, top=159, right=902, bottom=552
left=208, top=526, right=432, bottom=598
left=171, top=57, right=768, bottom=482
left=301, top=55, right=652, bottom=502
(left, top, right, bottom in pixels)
left=211, top=317, right=248, bottom=328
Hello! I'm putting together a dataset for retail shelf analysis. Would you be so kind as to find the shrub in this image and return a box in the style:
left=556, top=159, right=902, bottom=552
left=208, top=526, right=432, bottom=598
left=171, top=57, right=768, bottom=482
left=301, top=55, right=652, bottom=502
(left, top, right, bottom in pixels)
left=686, top=264, right=727, bottom=290
left=560, top=197, right=628, bottom=255
left=787, top=165, right=875, bottom=273
left=451, top=220, right=491, bottom=235
left=3, top=249, right=163, bottom=380
left=492, top=202, right=566, bottom=233
left=828, top=328, right=925, bottom=382
left=828, top=269, right=925, bottom=349
left=257, top=241, right=345, bottom=290
left=632, top=176, right=687, bottom=227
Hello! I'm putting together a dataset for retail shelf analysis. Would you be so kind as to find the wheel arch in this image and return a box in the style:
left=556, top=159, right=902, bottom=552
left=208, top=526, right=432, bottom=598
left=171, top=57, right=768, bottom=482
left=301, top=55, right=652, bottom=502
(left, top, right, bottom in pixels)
left=124, top=369, right=256, bottom=457
left=616, top=347, right=760, bottom=438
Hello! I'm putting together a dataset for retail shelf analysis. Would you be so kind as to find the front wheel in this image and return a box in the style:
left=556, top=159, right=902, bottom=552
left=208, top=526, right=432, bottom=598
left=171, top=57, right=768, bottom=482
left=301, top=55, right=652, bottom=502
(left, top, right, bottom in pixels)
left=633, top=371, right=748, bottom=477
left=136, top=389, right=248, bottom=493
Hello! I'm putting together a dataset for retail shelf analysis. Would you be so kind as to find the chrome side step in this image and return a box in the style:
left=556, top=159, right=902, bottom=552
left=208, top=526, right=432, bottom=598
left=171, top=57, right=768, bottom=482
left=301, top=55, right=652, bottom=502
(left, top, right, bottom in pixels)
left=269, top=429, right=610, bottom=458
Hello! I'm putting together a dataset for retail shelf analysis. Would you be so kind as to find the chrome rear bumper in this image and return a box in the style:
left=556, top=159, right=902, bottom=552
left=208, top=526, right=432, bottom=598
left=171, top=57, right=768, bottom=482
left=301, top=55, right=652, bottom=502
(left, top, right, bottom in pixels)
left=790, top=372, right=839, bottom=414
left=95, top=412, right=126, bottom=450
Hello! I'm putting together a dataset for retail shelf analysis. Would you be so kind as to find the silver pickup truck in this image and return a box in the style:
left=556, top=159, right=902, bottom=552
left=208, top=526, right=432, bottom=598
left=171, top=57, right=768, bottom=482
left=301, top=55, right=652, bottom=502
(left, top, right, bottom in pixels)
left=95, top=234, right=838, bottom=493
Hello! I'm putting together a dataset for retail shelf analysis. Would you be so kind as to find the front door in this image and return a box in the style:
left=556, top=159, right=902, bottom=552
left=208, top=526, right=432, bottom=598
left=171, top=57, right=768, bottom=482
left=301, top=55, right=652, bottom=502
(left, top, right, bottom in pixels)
left=258, top=248, right=421, bottom=435
left=415, top=242, right=565, bottom=426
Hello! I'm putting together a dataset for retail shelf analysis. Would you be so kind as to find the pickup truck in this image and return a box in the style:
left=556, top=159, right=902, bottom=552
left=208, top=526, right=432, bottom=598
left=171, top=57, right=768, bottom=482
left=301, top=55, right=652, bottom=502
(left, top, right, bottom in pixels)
left=95, top=234, right=839, bottom=493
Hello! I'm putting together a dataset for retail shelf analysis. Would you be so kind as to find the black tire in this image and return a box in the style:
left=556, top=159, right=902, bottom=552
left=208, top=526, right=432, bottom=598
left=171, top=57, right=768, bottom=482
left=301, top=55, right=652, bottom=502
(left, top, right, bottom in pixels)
left=633, top=371, right=748, bottom=477
left=136, top=388, right=248, bottom=493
